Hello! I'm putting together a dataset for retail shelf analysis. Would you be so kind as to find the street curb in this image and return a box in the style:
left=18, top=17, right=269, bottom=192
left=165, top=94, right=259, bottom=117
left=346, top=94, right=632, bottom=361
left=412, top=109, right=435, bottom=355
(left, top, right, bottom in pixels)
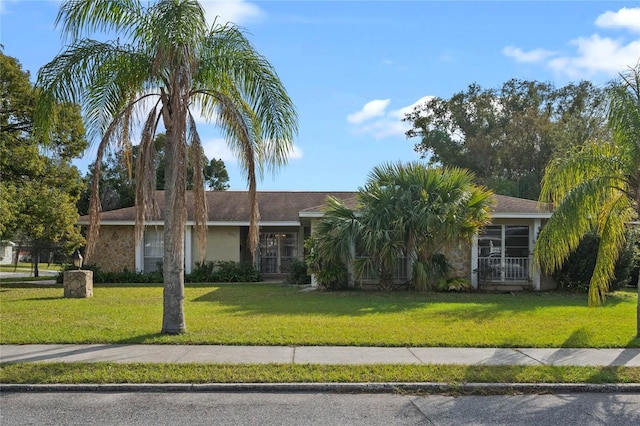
left=2, top=382, right=640, bottom=394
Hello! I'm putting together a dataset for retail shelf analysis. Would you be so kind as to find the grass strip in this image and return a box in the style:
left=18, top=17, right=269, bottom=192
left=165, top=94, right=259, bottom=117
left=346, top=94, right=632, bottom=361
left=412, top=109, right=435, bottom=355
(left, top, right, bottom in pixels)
left=1, top=363, right=639, bottom=385
left=2, top=285, right=639, bottom=347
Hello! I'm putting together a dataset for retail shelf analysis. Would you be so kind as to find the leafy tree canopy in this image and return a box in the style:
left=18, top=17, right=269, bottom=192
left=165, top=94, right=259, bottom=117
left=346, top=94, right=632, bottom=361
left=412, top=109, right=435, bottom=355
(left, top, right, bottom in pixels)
left=0, top=51, right=87, bottom=272
left=77, top=133, right=230, bottom=214
left=404, top=79, right=608, bottom=200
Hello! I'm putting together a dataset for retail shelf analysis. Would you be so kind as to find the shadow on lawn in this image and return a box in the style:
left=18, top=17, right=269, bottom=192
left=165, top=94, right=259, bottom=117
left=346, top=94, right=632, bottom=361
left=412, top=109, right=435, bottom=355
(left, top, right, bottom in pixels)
left=189, top=285, right=626, bottom=318
left=115, top=333, right=166, bottom=344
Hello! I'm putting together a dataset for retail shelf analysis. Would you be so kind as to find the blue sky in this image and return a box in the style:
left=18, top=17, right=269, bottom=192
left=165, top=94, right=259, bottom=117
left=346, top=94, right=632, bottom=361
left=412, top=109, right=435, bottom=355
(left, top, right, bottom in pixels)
left=2, top=1, right=639, bottom=191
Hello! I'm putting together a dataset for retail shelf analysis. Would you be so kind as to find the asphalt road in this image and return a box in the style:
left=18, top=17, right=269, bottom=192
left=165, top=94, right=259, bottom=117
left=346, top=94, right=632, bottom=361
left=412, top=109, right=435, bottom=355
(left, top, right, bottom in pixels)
left=2, top=391, right=640, bottom=425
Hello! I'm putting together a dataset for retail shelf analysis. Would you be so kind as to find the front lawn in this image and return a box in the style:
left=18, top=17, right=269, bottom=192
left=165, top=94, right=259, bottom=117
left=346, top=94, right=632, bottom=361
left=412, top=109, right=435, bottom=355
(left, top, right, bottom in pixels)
left=1, top=283, right=638, bottom=348
left=0, top=262, right=64, bottom=273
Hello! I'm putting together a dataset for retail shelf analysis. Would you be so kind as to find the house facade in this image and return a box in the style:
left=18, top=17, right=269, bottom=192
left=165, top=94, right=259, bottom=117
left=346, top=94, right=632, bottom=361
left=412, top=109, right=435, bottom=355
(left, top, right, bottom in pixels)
left=0, top=241, right=15, bottom=265
left=79, top=191, right=554, bottom=290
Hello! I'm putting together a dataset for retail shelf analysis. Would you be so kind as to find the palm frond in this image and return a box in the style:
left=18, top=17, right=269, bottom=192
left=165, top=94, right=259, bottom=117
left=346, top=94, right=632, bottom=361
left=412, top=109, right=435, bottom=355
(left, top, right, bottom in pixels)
left=197, top=22, right=297, bottom=174
left=187, top=113, right=208, bottom=262
left=35, top=39, right=154, bottom=142
left=589, top=194, right=635, bottom=305
left=539, top=141, right=629, bottom=205
left=134, top=105, right=161, bottom=246
left=84, top=115, right=124, bottom=261
left=56, top=0, right=142, bottom=43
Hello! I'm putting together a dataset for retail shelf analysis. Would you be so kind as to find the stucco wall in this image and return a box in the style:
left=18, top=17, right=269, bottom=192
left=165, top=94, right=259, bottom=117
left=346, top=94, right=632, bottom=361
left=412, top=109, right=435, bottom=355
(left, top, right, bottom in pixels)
left=90, top=225, right=135, bottom=272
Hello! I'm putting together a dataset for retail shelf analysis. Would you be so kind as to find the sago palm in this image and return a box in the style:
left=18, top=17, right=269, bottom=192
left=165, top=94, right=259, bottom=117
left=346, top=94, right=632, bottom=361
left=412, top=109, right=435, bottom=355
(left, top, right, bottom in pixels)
left=34, top=0, right=297, bottom=334
left=534, top=63, right=640, bottom=335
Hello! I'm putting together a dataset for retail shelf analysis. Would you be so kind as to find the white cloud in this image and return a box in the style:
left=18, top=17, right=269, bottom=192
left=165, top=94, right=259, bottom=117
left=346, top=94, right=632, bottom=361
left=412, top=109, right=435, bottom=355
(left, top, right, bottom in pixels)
left=347, top=99, right=391, bottom=124
left=388, top=96, right=434, bottom=120
left=288, top=144, right=303, bottom=160
left=347, top=96, right=434, bottom=139
left=503, top=7, right=640, bottom=79
left=202, top=137, right=236, bottom=162
left=200, top=0, right=265, bottom=26
left=502, top=46, right=556, bottom=63
left=595, top=7, right=640, bottom=33
left=549, top=34, right=640, bottom=78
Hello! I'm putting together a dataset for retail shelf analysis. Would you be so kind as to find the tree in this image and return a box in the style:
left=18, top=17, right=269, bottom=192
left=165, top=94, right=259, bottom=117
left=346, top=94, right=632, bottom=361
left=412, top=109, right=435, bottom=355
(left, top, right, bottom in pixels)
left=0, top=51, right=87, bottom=275
left=205, top=158, right=230, bottom=191
left=534, top=63, right=640, bottom=336
left=77, top=134, right=230, bottom=215
left=152, top=134, right=230, bottom=191
left=35, top=0, right=297, bottom=334
left=313, top=162, right=494, bottom=291
left=404, top=79, right=608, bottom=200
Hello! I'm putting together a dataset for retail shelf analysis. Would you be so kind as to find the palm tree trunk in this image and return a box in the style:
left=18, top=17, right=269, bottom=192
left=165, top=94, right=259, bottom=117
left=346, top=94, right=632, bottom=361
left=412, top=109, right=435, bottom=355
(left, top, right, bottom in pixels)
left=161, top=126, right=187, bottom=334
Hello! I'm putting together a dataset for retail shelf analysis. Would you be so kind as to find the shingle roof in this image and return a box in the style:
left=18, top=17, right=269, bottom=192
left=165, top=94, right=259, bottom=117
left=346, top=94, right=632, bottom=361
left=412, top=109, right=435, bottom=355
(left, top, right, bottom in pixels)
left=80, top=191, right=357, bottom=223
left=493, top=194, right=551, bottom=214
left=80, top=191, right=551, bottom=224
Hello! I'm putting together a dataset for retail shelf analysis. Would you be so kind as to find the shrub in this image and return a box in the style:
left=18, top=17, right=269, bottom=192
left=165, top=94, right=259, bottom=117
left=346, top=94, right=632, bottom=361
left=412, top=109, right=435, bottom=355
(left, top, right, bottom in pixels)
left=553, top=230, right=639, bottom=292
left=304, top=237, right=350, bottom=290
left=436, top=277, right=472, bottom=292
left=57, top=264, right=163, bottom=284
left=286, top=258, right=311, bottom=285
left=186, top=261, right=260, bottom=283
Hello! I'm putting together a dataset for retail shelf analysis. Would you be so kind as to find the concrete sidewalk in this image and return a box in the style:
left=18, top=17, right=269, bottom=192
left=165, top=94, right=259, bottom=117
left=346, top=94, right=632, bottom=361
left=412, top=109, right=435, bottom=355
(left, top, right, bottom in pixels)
left=2, top=344, right=640, bottom=366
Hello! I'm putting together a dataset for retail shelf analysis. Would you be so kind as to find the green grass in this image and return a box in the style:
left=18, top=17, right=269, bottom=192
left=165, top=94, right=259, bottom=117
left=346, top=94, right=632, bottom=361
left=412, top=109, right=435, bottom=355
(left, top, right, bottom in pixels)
left=1, top=363, right=639, bottom=385
left=1, top=283, right=638, bottom=348
left=0, top=262, right=64, bottom=273
left=0, top=276, right=58, bottom=283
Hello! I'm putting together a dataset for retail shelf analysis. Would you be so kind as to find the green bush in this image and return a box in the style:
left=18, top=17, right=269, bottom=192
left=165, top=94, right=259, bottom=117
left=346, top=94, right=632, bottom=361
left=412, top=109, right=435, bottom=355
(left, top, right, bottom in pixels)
left=57, top=264, right=163, bottom=284
left=436, top=277, right=472, bottom=292
left=304, top=237, right=349, bottom=290
left=286, top=258, right=311, bottom=285
left=553, top=230, right=639, bottom=292
left=186, top=261, right=260, bottom=283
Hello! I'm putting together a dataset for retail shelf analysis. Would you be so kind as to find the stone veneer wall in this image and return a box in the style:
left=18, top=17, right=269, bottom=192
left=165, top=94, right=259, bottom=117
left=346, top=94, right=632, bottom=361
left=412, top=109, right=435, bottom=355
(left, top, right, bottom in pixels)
left=89, top=225, right=136, bottom=272
left=443, top=240, right=472, bottom=281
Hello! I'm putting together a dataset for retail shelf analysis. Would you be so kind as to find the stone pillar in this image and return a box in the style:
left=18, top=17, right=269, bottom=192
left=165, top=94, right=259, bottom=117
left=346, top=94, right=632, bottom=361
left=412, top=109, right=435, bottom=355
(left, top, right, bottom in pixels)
left=63, top=270, right=94, bottom=298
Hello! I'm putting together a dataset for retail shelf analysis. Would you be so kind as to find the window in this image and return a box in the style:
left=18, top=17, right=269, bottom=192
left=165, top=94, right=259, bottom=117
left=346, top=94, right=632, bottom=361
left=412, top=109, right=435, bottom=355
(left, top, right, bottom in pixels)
left=259, top=232, right=298, bottom=273
left=478, top=225, right=530, bottom=281
left=144, top=229, right=163, bottom=273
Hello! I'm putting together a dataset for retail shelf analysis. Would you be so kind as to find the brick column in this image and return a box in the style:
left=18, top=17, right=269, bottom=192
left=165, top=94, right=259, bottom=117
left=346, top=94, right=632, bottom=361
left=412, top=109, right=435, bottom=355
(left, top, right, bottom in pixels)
left=63, top=270, right=94, bottom=298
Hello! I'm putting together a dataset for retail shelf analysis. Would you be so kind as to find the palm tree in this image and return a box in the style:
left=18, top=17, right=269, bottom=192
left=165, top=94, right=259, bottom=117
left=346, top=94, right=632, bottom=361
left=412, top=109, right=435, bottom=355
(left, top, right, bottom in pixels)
left=34, top=0, right=297, bottom=334
left=534, top=63, right=640, bottom=335
left=313, top=162, right=493, bottom=290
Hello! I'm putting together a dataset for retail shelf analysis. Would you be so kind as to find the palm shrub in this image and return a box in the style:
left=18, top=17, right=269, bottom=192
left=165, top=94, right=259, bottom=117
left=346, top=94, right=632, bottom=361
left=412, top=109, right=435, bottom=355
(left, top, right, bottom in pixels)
left=311, top=162, right=493, bottom=291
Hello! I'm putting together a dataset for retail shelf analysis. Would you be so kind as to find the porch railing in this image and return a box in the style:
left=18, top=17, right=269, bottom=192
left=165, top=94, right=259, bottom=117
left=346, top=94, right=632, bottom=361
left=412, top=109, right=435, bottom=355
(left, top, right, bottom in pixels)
left=356, top=256, right=409, bottom=282
left=477, top=256, right=530, bottom=282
